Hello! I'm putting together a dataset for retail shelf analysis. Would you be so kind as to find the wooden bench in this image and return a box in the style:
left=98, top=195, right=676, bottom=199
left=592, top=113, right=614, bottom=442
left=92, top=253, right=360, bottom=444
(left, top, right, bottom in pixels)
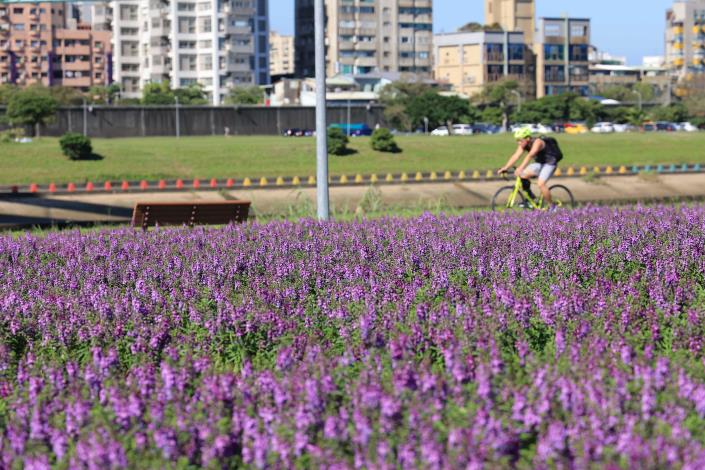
left=131, top=201, right=250, bottom=229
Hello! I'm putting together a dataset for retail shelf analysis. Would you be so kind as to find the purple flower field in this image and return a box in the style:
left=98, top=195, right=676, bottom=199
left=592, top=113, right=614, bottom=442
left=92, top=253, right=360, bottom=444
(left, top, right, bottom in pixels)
left=2, top=205, right=705, bottom=469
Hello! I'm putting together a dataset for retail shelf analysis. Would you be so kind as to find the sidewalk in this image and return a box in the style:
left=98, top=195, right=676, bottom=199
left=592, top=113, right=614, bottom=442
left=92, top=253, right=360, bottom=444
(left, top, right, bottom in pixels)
left=1, top=173, right=704, bottom=228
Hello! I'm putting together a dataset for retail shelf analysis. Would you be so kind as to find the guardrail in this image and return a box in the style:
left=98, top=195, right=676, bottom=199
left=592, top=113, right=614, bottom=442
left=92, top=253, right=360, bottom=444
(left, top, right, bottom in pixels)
left=0, top=163, right=702, bottom=196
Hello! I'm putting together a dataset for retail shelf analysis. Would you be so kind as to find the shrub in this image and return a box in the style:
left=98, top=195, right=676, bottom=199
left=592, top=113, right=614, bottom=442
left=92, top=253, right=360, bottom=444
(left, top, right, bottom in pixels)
left=59, top=132, right=93, bottom=160
left=0, top=128, right=25, bottom=143
left=327, top=127, right=349, bottom=156
left=370, top=128, right=401, bottom=153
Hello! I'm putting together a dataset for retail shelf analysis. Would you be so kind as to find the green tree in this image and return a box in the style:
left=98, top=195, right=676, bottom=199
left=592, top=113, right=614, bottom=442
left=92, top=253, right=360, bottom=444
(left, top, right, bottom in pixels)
left=0, top=84, right=18, bottom=105
left=5, top=87, right=57, bottom=136
left=378, top=81, right=432, bottom=131
left=89, top=83, right=121, bottom=104
left=49, top=86, right=84, bottom=105
left=142, top=81, right=175, bottom=105
left=224, top=86, right=263, bottom=105
left=406, top=91, right=471, bottom=132
left=175, top=84, right=208, bottom=105
left=477, top=79, right=520, bottom=130
left=649, top=103, right=688, bottom=122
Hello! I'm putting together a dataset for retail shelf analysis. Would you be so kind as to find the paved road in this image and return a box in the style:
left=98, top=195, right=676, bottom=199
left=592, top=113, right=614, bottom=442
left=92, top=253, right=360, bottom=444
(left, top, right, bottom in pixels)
left=1, top=173, right=704, bottom=228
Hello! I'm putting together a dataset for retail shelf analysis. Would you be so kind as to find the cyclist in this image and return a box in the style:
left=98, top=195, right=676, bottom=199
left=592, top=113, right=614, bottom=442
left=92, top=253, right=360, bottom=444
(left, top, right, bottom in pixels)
left=497, top=127, right=564, bottom=208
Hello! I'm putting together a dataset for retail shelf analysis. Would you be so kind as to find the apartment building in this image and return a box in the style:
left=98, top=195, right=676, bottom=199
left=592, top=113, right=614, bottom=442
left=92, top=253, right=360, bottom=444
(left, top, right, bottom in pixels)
left=535, top=17, right=591, bottom=97
left=484, top=0, right=535, bottom=46
left=294, top=0, right=433, bottom=79
left=666, top=0, right=705, bottom=80
left=108, top=0, right=269, bottom=105
left=0, top=3, right=112, bottom=89
left=434, top=31, right=535, bottom=98
left=269, top=30, right=294, bottom=76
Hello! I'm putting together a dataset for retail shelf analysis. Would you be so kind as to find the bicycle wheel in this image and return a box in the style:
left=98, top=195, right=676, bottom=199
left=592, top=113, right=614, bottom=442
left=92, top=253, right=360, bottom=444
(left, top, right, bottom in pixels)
left=491, top=186, right=526, bottom=212
left=548, top=184, right=575, bottom=209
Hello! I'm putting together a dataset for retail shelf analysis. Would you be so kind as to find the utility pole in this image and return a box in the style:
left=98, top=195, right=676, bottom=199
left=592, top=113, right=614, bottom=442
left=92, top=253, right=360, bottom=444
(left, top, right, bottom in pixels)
left=314, top=0, right=329, bottom=220
left=175, top=95, right=180, bottom=138
left=82, top=97, right=88, bottom=137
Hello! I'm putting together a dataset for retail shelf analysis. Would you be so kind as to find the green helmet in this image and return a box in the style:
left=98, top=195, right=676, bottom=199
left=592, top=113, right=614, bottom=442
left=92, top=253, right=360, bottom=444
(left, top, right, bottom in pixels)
left=513, top=127, right=533, bottom=140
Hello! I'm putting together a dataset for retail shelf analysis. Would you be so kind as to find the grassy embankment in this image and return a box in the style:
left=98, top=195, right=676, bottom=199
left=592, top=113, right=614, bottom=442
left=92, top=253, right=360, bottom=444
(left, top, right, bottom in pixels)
left=1, top=132, right=703, bottom=185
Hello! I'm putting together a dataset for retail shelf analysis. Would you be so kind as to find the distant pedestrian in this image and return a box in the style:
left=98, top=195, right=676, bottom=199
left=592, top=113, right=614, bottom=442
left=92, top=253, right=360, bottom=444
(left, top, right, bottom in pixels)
left=224, top=126, right=230, bottom=137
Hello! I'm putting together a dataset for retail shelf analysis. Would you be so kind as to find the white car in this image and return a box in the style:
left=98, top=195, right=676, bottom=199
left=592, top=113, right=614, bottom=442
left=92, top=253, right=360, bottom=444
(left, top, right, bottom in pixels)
left=680, top=122, right=699, bottom=132
left=451, top=124, right=474, bottom=135
left=591, top=122, right=615, bottom=134
left=613, top=123, right=633, bottom=133
left=511, top=123, right=553, bottom=134
left=431, top=126, right=449, bottom=136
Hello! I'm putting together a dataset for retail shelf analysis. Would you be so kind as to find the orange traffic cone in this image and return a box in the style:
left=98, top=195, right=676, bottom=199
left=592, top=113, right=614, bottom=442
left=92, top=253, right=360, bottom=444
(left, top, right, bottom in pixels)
left=67, top=182, right=76, bottom=192
left=121, top=181, right=129, bottom=191
left=104, top=181, right=112, bottom=191
left=158, top=180, right=166, bottom=190
left=86, top=182, right=94, bottom=191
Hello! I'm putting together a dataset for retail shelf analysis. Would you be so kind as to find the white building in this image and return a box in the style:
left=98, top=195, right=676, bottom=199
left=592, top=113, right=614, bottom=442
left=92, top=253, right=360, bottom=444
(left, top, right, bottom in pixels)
left=107, top=0, right=269, bottom=105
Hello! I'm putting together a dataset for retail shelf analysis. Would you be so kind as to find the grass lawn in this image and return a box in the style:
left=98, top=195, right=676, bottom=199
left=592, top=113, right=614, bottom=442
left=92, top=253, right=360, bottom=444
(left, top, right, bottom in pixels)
left=1, top=132, right=704, bottom=185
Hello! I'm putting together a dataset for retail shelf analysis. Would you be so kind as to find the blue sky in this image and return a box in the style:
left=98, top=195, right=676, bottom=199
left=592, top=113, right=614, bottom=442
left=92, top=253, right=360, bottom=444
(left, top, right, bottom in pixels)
left=269, top=0, right=674, bottom=65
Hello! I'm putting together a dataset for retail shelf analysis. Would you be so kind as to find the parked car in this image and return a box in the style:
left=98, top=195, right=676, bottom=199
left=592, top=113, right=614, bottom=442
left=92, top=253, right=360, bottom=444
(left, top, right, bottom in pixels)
left=472, top=123, right=502, bottom=134
left=564, top=123, right=589, bottom=135
left=591, top=122, right=615, bottom=134
left=612, top=123, right=635, bottom=133
left=283, top=128, right=310, bottom=137
left=680, top=122, right=699, bottom=132
left=431, top=126, right=449, bottom=136
left=328, top=123, right=373, bottom=136
left=656, top=121, right=678, bottom=132
left=451, top=124, right=474, bottom=135
left=510, top=123, right=553, bottom=135
left=642, top=122, right=657, bottom=132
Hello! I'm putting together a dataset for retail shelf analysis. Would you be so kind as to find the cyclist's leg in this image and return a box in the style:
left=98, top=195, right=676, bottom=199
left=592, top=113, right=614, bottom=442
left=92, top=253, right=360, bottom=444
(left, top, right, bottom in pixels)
left=520, top=163, right=541, bottom=200
left=536, top=164, right=557, bottom=206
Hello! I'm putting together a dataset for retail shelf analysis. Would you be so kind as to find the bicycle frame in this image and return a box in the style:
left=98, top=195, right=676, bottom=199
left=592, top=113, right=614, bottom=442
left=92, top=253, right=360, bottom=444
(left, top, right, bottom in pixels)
left=504, top=177, right=545, bottom=210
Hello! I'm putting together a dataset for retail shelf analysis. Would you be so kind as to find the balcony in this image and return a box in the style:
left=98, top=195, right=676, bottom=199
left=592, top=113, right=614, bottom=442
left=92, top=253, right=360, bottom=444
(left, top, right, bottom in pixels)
left=63, top=61, right=92, bottom=71
left=485, top=53, right=504, bottom=63
left=545, top=75, right=566, bottom=84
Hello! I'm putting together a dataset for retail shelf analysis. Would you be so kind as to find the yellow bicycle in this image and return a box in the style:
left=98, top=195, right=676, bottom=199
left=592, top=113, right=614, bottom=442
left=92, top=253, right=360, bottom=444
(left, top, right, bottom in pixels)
left=491, top=172, right=575, bottom=212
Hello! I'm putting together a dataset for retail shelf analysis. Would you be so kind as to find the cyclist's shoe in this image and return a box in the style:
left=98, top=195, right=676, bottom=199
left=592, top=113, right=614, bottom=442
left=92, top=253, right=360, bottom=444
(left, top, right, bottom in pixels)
left=547, top=204, right=559, bottom=212
left=518, top=200, right=532, bottom=209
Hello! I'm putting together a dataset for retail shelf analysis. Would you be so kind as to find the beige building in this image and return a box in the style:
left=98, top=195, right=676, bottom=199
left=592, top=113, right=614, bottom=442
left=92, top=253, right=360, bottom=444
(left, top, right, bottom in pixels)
left=0, top=3, right=112, bottom=89
left=485, top=0, right=535, bottom=46
left=295, top=0, right=433, bottom=79
left=269, top=31, right=294, bottom=76
left=666, top=0, right=705, bottom=81
left=535, top=17, right=591, bottom=97
left=434, top=31, right=534, bottom=98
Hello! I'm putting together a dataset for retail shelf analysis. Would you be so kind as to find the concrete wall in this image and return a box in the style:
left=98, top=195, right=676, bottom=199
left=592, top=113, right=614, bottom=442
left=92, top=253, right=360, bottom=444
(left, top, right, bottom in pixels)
left=0, top=105, right=387, bottom=138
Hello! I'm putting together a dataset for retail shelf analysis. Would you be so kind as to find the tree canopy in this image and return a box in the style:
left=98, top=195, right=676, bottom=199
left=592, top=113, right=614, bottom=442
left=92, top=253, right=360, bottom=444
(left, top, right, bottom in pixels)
left=5, top=86, right=58, bottom=136
left=224, top=86, right=264, bottom=105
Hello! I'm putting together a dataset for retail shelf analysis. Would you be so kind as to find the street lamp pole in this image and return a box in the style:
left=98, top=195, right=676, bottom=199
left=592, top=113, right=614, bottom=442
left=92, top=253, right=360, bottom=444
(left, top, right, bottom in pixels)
left=510, top=90, right=522, bottom=112
left=633, top=89, right=643, bottom=111
left=175, top=95, right=180, bottom=138
left=82, top=97, right=87, bottom=137
left=314, top=0, right=329, bottom=220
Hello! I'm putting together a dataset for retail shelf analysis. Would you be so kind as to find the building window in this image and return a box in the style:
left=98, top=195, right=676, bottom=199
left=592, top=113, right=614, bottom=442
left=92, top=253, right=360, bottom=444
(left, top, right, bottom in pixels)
left=569, top=44, right=588, bottom=61
left=198, top=17, right=211, bottom=33
left=544, top=23, right=562, bottom=37
left=177, top=2, right=196, bottom=11
left=570, top=65, right=588, bottom=80
left=13, top=7, right=24, bottom=14
left=508, top=64, right=524, bottom=75
left=179, top=54, right=197, bottom=71
left=119, top=5, right=138, bottom=21
left=487, top=64, right=503, bottom=81
left=545, top=65, right=565, bottom=82
left=485, top=44, right=503, bottom=62
left=179, top=41, right=196, bottom=49
left=544, top=44, right=564, bottom=61
left=508, top=44, right=524, bottom=61
left=199, top=54, right=212, bottom=70
left=120, top=27, right=138, bottom=35
left=13, top=24, right=24, bottom=31
left=570, top=24, right=588, bottom=38
left=178, top=17, right=196, bottom=34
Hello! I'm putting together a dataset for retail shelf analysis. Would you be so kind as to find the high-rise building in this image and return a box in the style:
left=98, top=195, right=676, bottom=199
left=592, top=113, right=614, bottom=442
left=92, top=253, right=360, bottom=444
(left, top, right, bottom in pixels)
left=109, top=0, right=269, bottom=105
left=0, top=3, right=112, bottom=89
left=535, top=17, right=590, bottom=97
left=434, top=30, right=535, bottom=98
left=484, top=0, right=535, bottom=46
left=666, top=0, right=705, bottom=80
left=269, top=30, right=294, bottom=76
left=295, top=0, right=433, bottom=79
